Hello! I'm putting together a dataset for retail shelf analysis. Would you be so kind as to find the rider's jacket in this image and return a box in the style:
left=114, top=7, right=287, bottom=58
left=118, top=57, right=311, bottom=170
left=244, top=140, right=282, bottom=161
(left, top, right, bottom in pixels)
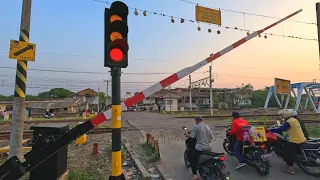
left=271, top=117, right=306, bottom=144
left=229, top=118, right=249, bottom=140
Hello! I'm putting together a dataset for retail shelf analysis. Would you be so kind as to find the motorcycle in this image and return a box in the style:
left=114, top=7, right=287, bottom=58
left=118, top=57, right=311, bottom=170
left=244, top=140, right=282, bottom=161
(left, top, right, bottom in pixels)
left=182, top=126, right=230, bottom=180
left=223, top=129, right=272, bottom=176
left=44, top=113, right=54, bottom=119
left=265, top=123, right=320, bottom=177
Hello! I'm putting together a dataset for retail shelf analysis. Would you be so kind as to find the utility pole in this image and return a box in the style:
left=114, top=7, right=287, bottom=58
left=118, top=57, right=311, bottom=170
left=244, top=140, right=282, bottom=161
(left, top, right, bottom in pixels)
left=209, top=65, right=213, bottom=116
left=169, top=85, right=171, bottom=112
left=316, top=2, right=320, bottom=70
left=103, top=79, right=110, bottom=110
left=97, top=87, right=100, bottom=113
left=189, top=75, right=192, bottom=111
left=106, top=80, right=109, bottom=109
left=9, top=0, right=32, bottom=159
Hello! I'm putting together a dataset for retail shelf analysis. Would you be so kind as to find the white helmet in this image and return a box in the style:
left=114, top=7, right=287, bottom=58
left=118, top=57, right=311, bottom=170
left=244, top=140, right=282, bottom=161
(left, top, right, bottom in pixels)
left=292, top=109, right=298, bottom=116
left=278, top=109, right=294, bottom=119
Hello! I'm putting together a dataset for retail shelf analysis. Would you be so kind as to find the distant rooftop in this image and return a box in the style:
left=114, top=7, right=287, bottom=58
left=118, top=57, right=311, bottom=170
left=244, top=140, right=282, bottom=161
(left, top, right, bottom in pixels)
left=76, top=88, right=98, bottom=96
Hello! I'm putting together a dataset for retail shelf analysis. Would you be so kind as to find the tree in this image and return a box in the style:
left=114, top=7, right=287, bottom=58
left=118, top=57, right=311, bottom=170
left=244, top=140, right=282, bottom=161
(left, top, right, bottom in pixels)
left=99, top=92, right=107, bottom=107
left=38, top=88, right=74, bottom=99
left=0, top=94, right=14, bottom=101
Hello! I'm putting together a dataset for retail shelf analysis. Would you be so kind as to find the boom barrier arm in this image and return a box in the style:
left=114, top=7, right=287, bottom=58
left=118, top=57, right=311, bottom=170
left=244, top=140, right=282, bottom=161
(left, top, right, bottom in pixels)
left=0, top=9, right=302, bottom=179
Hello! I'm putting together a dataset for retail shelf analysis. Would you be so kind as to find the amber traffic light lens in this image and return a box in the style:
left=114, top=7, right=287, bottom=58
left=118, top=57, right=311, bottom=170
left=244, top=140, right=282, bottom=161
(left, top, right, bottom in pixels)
left=110, top=15, right=122, bottom=23
left=110, top=32, right=123, bottom=41
left=110, top=48, right=123, bottom=62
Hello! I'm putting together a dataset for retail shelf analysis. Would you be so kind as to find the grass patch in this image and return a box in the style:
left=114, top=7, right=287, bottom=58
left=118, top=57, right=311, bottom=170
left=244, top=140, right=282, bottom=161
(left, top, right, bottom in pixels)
left=141, top=143, right=160, bottom=162
left=68, top=170, right=101, bottom=180
left=307, top=126, right=320, bottom=138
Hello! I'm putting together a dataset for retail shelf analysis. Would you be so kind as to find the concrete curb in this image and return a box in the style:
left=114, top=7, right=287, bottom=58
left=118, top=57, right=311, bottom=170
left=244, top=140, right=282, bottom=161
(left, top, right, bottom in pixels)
left=122, top=137, right=150, bottom=178
left=126, top=120, right=168, bottom=179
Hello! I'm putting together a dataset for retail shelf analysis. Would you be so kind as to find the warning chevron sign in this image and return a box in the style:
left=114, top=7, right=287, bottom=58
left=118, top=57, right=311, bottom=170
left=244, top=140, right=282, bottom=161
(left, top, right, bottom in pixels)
left=9, top=40, right=36, bottom=61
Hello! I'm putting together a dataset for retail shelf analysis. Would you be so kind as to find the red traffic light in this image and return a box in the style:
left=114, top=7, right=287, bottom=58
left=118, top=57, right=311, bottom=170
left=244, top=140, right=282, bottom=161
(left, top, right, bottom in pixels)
left=110, top=48, right=124, bottom=62
left=109, top=39, right=128, bottom=62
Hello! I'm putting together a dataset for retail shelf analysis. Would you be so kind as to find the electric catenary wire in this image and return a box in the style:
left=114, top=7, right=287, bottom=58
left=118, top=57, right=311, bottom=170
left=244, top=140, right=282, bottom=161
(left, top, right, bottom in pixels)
left=180, top=0, right=316, bottom=25
left=91, top=0, right=318, bottom=41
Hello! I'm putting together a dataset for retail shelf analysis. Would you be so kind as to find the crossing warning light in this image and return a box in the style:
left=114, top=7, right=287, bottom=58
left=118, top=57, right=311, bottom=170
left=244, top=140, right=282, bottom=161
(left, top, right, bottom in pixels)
left=104, top=1, right=129, bottom=68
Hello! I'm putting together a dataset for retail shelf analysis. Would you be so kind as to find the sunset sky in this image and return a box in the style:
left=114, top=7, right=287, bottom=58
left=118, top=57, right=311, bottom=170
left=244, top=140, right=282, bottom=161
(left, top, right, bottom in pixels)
left=0, top=0, right=319, bottom=96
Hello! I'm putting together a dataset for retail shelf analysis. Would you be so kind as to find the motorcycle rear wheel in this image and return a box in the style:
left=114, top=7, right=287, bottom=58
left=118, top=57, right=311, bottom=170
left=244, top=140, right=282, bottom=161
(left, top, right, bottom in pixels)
left=201, top=166, right=230, bottom=180
left=184, top=150, right=190, bottom=168
left=223, top=141, right=233, bottom=155
left=254, top=154, right=270, bottom=176
left=297, top=161, right=320, bottom=177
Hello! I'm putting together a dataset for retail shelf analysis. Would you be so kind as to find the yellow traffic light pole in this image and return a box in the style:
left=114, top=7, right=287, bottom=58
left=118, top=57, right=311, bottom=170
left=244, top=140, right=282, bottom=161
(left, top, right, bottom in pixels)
left=110, top=68, right=124, bottom=179
left=105, top=1, right=129, bottom=179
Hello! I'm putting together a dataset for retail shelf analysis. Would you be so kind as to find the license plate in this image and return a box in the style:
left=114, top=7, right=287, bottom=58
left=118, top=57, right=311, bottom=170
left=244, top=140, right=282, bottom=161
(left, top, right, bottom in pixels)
left=261, top=153, right=272, bottom=161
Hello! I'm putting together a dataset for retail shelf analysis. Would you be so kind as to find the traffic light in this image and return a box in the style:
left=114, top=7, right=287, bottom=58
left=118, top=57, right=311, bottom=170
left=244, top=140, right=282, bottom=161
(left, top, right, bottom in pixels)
left=104, top=1, right=129, bottom=68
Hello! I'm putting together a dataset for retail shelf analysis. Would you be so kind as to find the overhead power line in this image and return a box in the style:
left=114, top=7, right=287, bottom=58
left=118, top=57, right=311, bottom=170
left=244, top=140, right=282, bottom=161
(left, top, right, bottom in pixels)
left=1, top=49, right=318, bottom=73
left=0, top=66, right=207, bottom=75
left=90, top=0, right=317, bottom=41
left=180, top=0, right=316, bottom=25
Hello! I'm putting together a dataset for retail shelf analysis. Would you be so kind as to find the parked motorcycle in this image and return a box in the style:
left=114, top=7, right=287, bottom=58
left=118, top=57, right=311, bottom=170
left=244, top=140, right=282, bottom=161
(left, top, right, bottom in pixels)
left=182, top=126, right=230, bottom=180
left=265, top=128, right=320, bottom=177
left=223, top=129, right=272, bottom=176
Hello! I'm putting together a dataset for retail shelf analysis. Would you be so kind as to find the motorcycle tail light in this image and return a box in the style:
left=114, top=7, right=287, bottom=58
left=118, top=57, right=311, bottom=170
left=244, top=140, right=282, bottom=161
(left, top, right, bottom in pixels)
left=220, top=156, right=226, bottom=161
left=260, top=144, right=265, bottom=149
left=222, top=165, right=226, bottom=169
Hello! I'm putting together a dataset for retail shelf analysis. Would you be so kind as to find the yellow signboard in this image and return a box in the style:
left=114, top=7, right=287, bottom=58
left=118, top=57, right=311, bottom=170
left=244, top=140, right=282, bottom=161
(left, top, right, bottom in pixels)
left=9, top=40, right=36, bottom=61
left=275, top=78, right=291, bottom=94
left=241, top=126, right=267, bottom=143
left=251, top=126, right=267, bottom=142
left=195, top=5, right=221, bottom=25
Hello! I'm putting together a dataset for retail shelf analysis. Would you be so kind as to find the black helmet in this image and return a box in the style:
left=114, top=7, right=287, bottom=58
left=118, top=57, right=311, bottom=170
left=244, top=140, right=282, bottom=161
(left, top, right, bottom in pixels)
left=231, top=112, right=240, bottom=119
left=195, top=116, right=203, bottom=121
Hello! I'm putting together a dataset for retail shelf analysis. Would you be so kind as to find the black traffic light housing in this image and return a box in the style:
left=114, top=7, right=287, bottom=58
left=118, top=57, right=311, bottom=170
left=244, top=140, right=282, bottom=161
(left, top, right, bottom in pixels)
left=104, top=1, right=129, bottom=68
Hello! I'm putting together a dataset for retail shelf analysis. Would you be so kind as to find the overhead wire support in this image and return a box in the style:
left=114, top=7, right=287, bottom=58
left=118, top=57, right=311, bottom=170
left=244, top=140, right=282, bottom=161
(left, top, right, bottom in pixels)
left=90, top=0, right=317, bottom=41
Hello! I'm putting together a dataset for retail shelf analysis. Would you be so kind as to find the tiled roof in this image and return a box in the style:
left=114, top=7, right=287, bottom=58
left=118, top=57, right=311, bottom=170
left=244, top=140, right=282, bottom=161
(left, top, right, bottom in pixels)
left=76, top=88, right=98, bottom=96
left=28, top=99, right=81, bottom=109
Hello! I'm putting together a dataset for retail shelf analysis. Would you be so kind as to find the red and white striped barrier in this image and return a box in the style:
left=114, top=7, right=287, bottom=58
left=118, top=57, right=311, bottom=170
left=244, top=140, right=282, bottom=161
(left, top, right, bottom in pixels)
left=90, top=9, right=302, bottom=126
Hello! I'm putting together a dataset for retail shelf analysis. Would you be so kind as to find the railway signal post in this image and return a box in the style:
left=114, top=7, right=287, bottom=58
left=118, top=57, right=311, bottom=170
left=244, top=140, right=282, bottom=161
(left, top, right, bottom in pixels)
left=104, top=1, right=129, bottom=179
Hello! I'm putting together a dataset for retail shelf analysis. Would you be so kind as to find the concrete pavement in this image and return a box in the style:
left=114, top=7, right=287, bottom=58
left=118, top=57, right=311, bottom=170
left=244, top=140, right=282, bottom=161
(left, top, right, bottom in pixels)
left=122, top=112, right=319, bottom=180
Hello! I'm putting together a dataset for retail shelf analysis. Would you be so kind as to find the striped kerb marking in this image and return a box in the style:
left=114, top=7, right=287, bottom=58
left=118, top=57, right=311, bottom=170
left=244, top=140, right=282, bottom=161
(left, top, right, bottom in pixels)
left=88, top=10, right=302, bottom=127
left=160, top=74, right=179, bottom=88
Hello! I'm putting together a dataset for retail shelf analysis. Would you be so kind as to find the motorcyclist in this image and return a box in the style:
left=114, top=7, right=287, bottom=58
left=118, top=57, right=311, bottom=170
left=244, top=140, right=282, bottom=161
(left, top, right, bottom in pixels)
left=45, top=109, right=51, bottom=117
left=270, top=109, right=307, bottom=175
left=185, top=116, right=213, bottom=180
left=228, top=112, right=249, bottom=169
left=292, top=109, right=309, bottom=139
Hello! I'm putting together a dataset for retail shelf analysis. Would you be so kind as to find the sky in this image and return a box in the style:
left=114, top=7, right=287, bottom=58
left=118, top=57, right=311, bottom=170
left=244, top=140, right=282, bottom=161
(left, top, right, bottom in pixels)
left=0, top=0, right=320, bottom=97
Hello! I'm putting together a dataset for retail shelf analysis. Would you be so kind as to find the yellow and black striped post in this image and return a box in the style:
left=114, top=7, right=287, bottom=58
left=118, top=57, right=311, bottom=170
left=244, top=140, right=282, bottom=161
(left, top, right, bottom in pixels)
left=109, top=67, right=125, bottom=180
left=9, top=0, right=32, bottom=159
left=15, top=30, right=29, bottom=98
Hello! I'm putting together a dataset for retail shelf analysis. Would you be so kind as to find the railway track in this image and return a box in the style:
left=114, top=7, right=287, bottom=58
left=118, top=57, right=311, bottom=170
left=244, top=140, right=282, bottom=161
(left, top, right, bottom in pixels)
left=175, top=113, right=320, bottom=119
left=0, top=127, right=122, bottom=140
left=0, top=119, right=85, bottom=126
left=214, top=119, right=320, bottom=128
left=0, top=113, right=318, bottom=126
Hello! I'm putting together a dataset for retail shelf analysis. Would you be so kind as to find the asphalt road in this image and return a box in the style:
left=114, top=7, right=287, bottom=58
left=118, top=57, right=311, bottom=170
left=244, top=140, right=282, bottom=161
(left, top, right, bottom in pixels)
left=122, top=112, right=320, bottom=180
